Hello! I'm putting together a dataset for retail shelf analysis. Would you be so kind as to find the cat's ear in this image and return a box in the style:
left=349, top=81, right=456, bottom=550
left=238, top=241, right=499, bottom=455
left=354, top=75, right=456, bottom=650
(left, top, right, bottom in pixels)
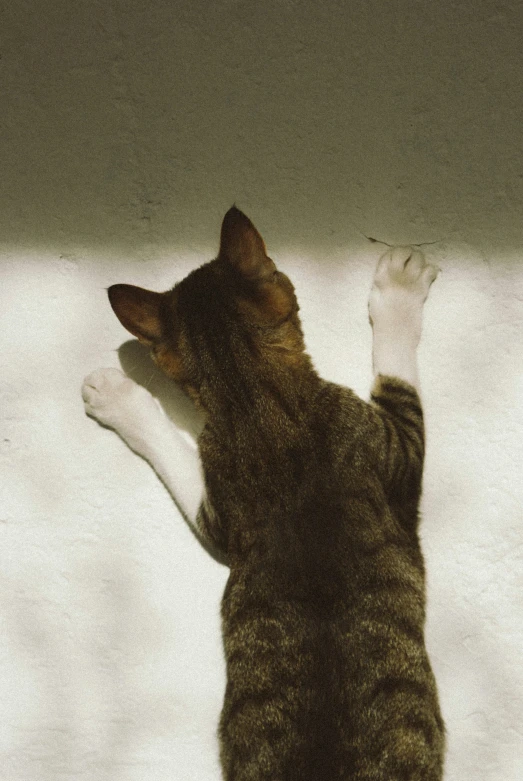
left=218, top=206, right=276, bottom=283
left=219, top=207, right=295, bottom=324
left=108, top=284, right=165, bottom=344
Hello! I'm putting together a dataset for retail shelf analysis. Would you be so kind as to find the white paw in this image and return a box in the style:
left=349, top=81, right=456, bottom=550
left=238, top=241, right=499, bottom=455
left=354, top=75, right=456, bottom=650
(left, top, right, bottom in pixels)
left=369, top=247, right=439, bottom=338
left=82, top=368, right=162, bottom=446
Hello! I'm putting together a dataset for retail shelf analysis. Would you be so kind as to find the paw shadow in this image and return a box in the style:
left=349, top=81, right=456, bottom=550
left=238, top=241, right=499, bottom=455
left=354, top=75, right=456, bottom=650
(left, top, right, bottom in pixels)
left=118, top=341, right=227, bottom=566
left=117, top=340, right=204, bottom=440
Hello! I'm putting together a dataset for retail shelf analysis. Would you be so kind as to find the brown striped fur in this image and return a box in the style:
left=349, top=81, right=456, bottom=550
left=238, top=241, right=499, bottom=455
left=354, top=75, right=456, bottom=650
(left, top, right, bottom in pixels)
left=109, top=208, right=444, bottom=780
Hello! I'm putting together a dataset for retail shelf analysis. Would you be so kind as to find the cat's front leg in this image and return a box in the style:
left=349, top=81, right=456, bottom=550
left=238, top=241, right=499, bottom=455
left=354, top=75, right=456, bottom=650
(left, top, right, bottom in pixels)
left=82, top=368, right=204, bottom=527
left=368, top=247, right=439, bottom=393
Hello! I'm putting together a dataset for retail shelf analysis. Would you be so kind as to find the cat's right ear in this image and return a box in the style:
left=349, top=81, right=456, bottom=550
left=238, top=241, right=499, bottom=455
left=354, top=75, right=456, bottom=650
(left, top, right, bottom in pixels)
left=218, top=206, right=275, bottom=282
left=108, top=284, right=165, bottom=345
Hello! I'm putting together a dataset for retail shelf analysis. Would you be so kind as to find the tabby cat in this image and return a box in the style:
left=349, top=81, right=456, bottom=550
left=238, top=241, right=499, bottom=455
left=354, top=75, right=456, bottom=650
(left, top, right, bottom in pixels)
left=83, top=207, right=444, bottom=780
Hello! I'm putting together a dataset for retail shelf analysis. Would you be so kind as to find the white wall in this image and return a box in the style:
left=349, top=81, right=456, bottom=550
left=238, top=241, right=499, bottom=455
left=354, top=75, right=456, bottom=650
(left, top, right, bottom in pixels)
left=1, top=1, right=522, bottom=779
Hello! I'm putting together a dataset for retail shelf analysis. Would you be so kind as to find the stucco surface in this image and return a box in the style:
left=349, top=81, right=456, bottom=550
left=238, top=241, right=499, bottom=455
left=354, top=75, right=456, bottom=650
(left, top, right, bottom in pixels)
left=1, top=1, right=523, bottom=779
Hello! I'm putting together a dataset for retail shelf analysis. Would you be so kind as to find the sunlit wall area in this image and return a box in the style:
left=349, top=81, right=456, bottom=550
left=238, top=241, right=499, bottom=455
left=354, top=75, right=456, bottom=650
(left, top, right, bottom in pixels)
left=2, top=2, right=523, bottom=780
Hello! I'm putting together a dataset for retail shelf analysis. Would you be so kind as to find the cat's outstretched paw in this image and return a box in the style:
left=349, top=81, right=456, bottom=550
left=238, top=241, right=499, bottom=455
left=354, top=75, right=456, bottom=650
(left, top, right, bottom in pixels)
left=82, top=368, right=163, bottom=449
left=372, top=246, right=438, bottom=296
left=369, top=247, right=439, bottom=391
left=369, top=247, right=439, bottom=341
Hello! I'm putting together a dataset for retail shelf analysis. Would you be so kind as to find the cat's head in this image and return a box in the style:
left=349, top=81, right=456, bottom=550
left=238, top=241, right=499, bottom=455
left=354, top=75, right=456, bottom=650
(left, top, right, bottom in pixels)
left=108, top=207, right=308, bottom=406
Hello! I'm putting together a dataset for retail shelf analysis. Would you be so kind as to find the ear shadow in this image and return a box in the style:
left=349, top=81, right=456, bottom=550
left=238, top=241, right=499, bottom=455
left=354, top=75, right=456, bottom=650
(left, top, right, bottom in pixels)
left=117, top=340, right=204, bottom=439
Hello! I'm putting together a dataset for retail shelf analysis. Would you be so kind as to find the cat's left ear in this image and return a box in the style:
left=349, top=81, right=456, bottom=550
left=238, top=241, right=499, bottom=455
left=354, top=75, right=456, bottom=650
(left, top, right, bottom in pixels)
left=108, top=284, right=165, bottom=345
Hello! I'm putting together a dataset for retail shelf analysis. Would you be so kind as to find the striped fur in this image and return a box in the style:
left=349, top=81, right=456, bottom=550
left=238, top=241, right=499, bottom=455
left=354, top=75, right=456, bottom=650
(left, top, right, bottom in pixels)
left=109, top=208, right=444, bottom=779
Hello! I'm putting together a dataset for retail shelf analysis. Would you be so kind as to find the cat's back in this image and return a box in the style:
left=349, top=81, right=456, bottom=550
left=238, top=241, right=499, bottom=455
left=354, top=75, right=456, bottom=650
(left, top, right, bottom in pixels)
left=218, top=382, right=444, bottom=780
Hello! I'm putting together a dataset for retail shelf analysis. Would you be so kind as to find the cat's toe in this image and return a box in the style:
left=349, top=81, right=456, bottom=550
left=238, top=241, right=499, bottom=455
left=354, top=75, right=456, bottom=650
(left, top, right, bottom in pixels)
left=82, top=368, right=128, bottom=421
left=83, top=367, right=125, bottom=394
left=414, top=261, right=440, bottom=300
left=422, top=263, right=440, bottom=287
left=374, top=247, right=414, bottom=287
left=389, top=246, right=416, bottom=273
left=403, top=249, right=424, bottom=279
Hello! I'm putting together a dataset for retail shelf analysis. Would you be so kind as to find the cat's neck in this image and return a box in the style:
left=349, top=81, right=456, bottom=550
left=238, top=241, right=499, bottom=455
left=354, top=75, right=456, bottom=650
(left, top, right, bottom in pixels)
left=200, top=352, right=322, bottom=445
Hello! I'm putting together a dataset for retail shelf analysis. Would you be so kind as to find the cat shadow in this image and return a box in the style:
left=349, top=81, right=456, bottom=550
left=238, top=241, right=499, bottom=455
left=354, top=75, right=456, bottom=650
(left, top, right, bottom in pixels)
left=117, top=340, right=229, bottom=566
left=118, top=339, right=204, bottom=440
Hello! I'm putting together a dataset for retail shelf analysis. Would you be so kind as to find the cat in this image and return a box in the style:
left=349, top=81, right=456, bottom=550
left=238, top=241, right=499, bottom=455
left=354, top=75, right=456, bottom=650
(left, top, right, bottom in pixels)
left=82, top=207, right=445, bottom=780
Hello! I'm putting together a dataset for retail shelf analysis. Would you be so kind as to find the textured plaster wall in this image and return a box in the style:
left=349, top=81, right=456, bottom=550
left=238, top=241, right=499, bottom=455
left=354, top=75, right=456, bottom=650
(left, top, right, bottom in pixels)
left=1, top=1, right=523, bottom=779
